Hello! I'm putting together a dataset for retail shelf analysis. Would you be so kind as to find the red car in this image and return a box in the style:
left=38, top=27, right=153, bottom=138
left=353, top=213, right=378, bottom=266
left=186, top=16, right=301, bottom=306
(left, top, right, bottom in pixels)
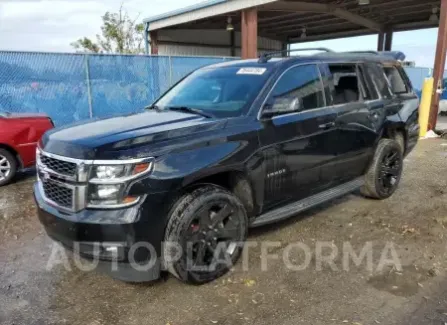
left=0, top=112, right=53, bottom=186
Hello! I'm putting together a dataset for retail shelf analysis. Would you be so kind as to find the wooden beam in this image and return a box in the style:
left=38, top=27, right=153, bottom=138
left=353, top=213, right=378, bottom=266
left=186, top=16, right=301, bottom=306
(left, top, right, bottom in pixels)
left=429, top=0, right=447, bottom=130
left=263, top=1, right=383, bottom=31
left=241, top=8, right=258, bottom=59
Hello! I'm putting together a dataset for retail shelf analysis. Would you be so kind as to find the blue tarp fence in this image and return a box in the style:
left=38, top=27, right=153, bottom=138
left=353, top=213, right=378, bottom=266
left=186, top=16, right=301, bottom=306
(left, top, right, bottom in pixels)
left=0, top=51, right=233, bottom=126
left=0, top=50, right=441, bottom=126
left=403, top=66, right=431, bottom=98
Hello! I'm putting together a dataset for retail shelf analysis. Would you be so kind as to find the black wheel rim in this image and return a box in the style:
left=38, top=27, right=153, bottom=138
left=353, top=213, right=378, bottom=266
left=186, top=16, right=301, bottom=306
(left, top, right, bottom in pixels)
left=184, top=201, right=242, bottom=272
left=378, top=149, right=401, bottom=195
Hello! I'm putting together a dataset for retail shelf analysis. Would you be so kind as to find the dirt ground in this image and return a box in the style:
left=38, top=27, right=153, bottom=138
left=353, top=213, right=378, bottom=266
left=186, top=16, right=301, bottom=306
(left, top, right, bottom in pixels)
left=1, top=138, right=447, bottom=325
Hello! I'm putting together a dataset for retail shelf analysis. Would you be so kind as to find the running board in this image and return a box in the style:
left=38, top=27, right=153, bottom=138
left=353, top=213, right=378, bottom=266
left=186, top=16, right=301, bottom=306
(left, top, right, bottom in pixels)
left=250, top=178, right=364, bottom=228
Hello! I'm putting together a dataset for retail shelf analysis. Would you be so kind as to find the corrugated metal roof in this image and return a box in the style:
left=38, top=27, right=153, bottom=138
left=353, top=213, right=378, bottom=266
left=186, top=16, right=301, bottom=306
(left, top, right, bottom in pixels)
left=143, top=0, right=228, bottom=23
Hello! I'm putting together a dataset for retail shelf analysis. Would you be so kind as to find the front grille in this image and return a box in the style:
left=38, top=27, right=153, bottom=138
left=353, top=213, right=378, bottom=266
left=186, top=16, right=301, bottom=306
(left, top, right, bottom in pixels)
left=40, top=155, right=77, bottom=177
left=42, top=178, right=74, bottom=209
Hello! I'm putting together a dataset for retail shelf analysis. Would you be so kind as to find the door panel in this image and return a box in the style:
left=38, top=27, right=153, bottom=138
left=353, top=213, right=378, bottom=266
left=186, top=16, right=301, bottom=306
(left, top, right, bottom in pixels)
left=258, top=63, right=344, bottom=210
left=259, top=108, right=338, bottom=209
left=317, top=63, right=377, bottom=184
left=330, top=101, right=380, bottom=182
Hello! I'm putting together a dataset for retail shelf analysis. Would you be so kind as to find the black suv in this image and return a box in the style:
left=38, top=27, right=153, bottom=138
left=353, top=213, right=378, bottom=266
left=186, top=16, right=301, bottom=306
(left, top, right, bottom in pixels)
left=35, top=49, right=420, bottom=284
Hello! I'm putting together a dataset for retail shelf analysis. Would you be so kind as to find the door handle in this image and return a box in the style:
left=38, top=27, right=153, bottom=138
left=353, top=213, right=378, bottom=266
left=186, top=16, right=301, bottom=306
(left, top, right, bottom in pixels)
left=318, top=122, right=335, bottom=130
left=369, top=112, right=379, bottom=120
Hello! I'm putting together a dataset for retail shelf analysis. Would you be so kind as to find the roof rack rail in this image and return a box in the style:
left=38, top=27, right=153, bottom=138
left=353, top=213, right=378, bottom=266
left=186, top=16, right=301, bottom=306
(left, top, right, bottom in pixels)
left=344, top=51, right=406, bottom=61
left=259, top=47, right=334, bottom=63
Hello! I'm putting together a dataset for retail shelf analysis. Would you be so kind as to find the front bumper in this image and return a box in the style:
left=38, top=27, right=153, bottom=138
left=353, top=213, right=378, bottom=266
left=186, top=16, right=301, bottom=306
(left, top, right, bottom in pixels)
left=34, top=183, right=171, bottom=282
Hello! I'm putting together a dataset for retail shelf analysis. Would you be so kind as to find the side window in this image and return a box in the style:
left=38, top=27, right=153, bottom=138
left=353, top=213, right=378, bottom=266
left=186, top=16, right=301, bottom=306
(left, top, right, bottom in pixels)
left=318, top=64, right=336, bottom=105
left=383, top=66, right=409, bottom=94
left=327, top=63, right=364, bottom=105
left=364, top=63, right=393, bottom=99
left=265, top=64, right=325, bottom=116
left=357, top=65, right=376, bottom=100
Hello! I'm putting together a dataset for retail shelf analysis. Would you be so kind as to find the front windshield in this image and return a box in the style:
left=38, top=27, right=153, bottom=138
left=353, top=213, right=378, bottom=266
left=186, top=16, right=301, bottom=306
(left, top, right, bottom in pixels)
left=155, top=66, right=271, bottom=118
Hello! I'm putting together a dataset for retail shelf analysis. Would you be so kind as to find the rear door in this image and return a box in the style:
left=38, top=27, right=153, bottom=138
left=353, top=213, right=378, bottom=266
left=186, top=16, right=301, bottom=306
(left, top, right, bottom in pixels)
left=382, top=64, right=420, bottom=149
left=258, top=63, right=338, bottom=210
left=319, top=63, right=378, bottom=184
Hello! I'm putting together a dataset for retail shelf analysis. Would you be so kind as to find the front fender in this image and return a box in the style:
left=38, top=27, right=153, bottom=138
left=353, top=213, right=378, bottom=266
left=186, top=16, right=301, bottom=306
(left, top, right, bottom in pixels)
left=135, top=140, right=251, bottom=194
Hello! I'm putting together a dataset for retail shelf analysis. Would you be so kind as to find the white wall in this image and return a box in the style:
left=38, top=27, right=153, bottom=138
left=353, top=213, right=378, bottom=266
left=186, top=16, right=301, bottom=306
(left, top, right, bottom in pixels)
left=158, top=44, right=231, bottom=57
left=157, top=29, right=282, bottom=57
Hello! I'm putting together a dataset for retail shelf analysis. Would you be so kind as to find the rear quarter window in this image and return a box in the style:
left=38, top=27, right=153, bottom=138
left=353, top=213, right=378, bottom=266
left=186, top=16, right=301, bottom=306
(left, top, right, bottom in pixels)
left=384, top=66, right=411, bottom=94
left=364, top=63, right=393, bottom=99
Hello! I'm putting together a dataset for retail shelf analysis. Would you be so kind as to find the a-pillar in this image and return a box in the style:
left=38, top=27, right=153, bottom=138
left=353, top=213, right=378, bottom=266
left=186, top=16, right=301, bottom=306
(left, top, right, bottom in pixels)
left=428, top=0, right=447, bottom=130
left=149, top=31, right=159, bottom=55
left=241, top=8, right=258, bottom=59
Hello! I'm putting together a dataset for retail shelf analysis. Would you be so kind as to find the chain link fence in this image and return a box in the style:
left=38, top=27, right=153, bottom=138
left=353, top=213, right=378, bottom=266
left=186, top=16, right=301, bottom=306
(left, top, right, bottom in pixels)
left=0, top=51, right=440, bottom=126
left=0, top=51, right=233, bottom=126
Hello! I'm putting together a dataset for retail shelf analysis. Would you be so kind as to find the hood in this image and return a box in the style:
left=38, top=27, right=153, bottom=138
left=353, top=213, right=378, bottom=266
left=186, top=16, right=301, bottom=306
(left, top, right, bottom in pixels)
left=41, top=110, right=226, bottom=159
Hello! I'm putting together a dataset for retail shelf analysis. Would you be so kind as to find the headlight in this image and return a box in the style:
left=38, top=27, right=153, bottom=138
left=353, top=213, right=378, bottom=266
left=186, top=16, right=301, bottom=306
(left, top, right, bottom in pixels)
left=91, top=184, right=122, bottom=200
left=93, top=165, right=127, bottom=180
left=87, top=159, right=153, bottom=208
left=89, top=161, right=153, bottom=183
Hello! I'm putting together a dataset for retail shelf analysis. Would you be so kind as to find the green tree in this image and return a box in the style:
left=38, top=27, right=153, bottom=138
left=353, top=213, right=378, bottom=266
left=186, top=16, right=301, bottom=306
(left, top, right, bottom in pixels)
left=71, top=5, right=145, bottom=54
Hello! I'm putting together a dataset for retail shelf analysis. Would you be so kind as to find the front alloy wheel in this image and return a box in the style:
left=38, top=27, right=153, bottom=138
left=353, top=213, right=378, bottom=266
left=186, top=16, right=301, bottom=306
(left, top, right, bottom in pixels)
left=164, top=185, right=248, bottom=284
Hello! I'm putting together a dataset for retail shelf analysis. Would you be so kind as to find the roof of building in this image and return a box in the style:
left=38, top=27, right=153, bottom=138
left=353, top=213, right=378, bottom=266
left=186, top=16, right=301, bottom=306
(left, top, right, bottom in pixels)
left=143, top=0, right=441, bottom=44
left=143, top=0, right=228, bottom=24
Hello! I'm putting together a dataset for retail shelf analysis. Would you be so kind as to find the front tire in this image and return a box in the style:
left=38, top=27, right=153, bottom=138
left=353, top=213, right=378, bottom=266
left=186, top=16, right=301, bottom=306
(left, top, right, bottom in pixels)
left=361, top=139, right=403, bottom=200
left=163, top=185, right=248, bottom=284
left=0, top=149, right=17, bottom=187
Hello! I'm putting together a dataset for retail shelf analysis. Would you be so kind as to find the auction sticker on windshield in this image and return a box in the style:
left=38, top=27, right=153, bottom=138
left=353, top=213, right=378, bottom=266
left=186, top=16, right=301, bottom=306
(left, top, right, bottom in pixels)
left=237, top=68, right=266, bottom=75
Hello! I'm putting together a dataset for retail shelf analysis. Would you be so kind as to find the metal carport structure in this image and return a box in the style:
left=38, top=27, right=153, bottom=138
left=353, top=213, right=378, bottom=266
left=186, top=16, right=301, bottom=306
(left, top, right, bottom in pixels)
left=143, top=0, right=447, bottom=130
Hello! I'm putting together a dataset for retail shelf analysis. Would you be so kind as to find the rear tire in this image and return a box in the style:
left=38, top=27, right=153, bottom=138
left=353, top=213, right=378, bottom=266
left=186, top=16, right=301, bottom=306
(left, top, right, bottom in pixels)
left=394, top=132, right=405, bottom=154
left=0, top=149, right=17, bottom=187
left=163, top=185, right=248, bottom=284
left=361, top=139, right=403, bottom=200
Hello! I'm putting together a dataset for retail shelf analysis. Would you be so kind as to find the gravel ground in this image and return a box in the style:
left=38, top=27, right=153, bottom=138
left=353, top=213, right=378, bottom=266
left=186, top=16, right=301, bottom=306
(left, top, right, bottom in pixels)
left=1, top=139, right=447, bottom=325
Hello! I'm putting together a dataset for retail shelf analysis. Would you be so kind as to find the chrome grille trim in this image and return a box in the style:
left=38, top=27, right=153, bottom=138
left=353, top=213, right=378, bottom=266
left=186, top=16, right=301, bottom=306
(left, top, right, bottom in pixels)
left=37, top=175, right=87, bottom=213
left=36, top=148, right=154, bottom=212
left=42, top=178, right=74, bottom=208
left=37, top=150, right=92, bottom=183
left=39, top=155, right=77, bottom=178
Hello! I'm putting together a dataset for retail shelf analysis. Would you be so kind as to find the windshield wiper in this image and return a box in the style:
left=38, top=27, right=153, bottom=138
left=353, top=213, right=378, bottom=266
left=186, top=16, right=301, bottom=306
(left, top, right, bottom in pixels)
left=144, top=104, right=161, bottom=111
left=167, top=106, right=215, bottom=118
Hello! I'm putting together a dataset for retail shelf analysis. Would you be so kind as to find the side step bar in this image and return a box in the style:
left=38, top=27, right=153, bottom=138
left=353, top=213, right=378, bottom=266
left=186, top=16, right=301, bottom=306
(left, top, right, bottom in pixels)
left=250, top=177, right=364, bottom=228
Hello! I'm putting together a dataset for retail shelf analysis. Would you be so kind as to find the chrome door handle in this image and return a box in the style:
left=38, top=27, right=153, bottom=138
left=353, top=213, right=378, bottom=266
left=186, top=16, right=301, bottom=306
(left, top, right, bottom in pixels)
left=370, top=112, right=379, bottom=120
left=318, top=122, right=335, bottom=129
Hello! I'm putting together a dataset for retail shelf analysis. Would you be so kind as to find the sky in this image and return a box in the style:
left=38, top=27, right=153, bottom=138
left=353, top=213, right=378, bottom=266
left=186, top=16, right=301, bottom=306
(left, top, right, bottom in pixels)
left=0, top=0, right=439, bottom=68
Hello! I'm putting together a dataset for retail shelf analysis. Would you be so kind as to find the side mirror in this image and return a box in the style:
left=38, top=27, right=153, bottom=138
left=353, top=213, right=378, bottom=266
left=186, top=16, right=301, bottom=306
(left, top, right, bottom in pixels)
left=262, top=97, right=302, bottom=118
